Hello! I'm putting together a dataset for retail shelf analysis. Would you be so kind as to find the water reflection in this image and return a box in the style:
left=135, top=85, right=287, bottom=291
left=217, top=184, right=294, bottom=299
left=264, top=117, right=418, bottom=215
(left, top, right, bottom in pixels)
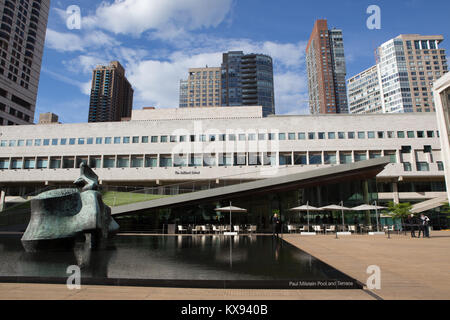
left=0, top=235, right=354, bottom=282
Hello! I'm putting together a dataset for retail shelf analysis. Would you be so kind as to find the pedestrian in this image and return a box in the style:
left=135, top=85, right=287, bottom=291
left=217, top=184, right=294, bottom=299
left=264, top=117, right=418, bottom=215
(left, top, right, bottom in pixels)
left=271, top=213, right=281, bottom=237
left=407, top=214, right=416, bottom=238
left=423, top=214, right=431, bottom=238
left=418, top=214, right=431, bottom=238
left=315, top=214, right=321, bottom=225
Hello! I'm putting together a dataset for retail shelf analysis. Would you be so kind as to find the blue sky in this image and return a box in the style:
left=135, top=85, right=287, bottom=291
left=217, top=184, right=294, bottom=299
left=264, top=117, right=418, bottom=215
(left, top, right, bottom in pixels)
left=37, top=0, right=450, bottom=123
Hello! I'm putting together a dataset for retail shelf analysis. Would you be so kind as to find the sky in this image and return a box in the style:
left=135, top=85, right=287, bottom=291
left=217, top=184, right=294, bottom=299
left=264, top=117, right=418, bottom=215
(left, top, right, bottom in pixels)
left=36, top=0, right=450, bottom=123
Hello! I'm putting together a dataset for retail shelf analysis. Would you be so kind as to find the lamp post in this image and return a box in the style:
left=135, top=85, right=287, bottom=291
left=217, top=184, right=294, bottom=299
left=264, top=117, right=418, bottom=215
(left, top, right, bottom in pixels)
left=373, top=200, right=380, bottom=232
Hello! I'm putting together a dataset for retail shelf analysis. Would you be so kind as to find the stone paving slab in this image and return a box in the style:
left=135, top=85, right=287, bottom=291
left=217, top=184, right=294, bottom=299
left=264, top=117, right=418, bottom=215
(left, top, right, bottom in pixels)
left=0, top=283, right=373, bottom=300
left=283, top=231, right=450, bottom=300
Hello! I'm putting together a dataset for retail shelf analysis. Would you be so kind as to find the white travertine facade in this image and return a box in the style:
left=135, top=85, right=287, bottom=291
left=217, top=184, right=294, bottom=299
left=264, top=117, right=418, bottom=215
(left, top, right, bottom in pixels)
left=0, top=107, right=447, bottom=204
left=433, top=72, right=450, bottom=201
left=131, top=106, right=263, bottom=121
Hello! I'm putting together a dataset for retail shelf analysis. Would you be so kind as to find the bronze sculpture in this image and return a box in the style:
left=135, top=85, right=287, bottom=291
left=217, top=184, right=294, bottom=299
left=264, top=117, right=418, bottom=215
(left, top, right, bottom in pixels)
left=21, top=163, right=119, bottom=252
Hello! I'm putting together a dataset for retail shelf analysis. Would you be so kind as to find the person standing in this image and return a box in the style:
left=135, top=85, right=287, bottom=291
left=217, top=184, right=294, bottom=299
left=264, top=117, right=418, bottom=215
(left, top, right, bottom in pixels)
left=407, top=214, right=416, bottom=238
left=418, top=214, right=431, bottom=238
left=272, top=213, right=281, bottom=237
left=423, top=214, right=431, bottom=238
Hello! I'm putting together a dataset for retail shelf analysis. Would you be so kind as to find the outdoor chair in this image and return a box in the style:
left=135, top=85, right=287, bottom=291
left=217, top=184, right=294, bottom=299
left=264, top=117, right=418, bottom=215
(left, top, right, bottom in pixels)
left=348, top=225, right=357, bottom=233
left=313, top=225, right=322, bottom=234
left=299, top=225, right=308, bottom=232
left=325, top=225, right=335, bottom=234
left=201, top=225, right=208, bottom=234
left=177, top=225, right=187, bottom=234
left=192, top=225, right=202, bottom=234
left=288, top=225, right=298, bottom=233
left=212, top=225, right=221, bottom=234
left=233, top=225, right=240, bottom=233
left=248, top=225, right=257, bottom=233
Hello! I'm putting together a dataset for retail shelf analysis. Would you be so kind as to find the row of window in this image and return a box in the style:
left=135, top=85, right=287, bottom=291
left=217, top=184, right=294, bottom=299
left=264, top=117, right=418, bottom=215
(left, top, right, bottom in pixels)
left=0, top=130, right=440, bottom=147
left=0, top=153, right=444, bottom=172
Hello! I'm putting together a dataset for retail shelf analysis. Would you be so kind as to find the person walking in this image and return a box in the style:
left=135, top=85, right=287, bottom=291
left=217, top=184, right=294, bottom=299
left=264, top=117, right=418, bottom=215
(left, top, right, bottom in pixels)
left=271, top=213, right=281, bottom=237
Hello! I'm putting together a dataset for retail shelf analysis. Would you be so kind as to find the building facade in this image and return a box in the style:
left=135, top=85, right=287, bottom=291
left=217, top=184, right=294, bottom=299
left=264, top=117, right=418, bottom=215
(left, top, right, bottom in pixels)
left=88, top=61, right=134, bottom=123
left=0, top=107, right=446, bottom=214
left=306, top=20, right=348, bottom=115
left=347, top=65, right=383, bottom=114
left=433, top=72, right=450, bottom=201
left=179, top=67, right=221, bottom=108
left=221, top=51, right=275, bottom=116
left=38, top=112, right=58, bottom=124
left=348, top=34, right=448, bottom=114
left=0, top=0, right=50, bottom=126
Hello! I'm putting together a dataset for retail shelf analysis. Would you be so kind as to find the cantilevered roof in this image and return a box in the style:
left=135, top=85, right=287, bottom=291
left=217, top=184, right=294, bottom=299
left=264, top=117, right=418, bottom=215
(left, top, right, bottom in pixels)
left=111, top=157, right=390, bottom=216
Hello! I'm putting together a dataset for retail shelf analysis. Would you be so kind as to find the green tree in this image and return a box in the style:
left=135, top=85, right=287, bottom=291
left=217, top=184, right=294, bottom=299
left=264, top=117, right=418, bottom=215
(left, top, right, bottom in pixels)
left=388, top=202, right=413, bottom=223
left=442, top=203, right=450, bottom=215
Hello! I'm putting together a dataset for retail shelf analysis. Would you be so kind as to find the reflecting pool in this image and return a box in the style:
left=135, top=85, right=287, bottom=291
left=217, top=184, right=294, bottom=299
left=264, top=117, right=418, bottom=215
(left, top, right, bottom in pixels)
left=0, top=234, right=360, bottom=289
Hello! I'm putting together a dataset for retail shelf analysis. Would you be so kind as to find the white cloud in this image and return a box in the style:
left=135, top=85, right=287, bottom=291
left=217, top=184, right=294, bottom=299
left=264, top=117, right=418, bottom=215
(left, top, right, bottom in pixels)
left=128, top=52, right=221, bottom=107
left=41, top=67, right=92, bottom=95
left=46, top=1, right=310, bottom=115
left=82, top=0, right=234, bottom=37
left=80, top=80, right=92, bottom=96
left=126, top=43, right=309, bottom=115
left=45, top=29, right=85, bottom=51
left=45, top=28, right=120, bottom=52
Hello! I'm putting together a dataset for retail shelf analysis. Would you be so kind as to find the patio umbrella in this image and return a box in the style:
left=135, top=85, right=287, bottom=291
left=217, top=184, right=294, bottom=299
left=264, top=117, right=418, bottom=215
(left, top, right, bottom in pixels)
left=289, top=202, right=322, bottom=230
left=214, top=202, right=247, bottom=231
left=352, top=203, right=386, bottom=232
left=320, top=202, right=354, bottom=232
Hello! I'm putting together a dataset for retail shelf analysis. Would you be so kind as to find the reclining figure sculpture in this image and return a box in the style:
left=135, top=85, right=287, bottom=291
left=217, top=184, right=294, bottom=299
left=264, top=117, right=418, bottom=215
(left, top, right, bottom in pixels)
left=21, top=163, right=119, bottom=252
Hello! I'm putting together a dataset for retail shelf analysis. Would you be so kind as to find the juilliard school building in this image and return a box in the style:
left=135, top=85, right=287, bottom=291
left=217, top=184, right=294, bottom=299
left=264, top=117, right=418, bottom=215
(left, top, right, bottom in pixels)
left=0, top=106, right=448, bottom=231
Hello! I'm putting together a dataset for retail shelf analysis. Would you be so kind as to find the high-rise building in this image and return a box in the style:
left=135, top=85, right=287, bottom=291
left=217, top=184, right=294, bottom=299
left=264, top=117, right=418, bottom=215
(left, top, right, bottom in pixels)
left=348, top=34, right=448, bottom=114
left=306, top=20, right=348, bottom=114
left=347, top=65, right=383, bottom=114
left=88, top=61, right=134, bottom=123
left=221, top=51, right=275, bottom=116
left=179, top=67, right=221, bottom=108
left=38, top=112, right=58, bottom=124
left=0, top=0, right=50, bottom=126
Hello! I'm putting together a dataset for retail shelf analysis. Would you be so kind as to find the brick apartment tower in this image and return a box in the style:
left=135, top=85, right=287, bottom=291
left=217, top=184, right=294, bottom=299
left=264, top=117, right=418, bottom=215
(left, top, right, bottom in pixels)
left=0, top=0, right=51, bottom=126
left=88, top=61, right=134, bottom=123
left=179, top=67, right=222, bottom=108
left=306, top=19, right=348, bottom=114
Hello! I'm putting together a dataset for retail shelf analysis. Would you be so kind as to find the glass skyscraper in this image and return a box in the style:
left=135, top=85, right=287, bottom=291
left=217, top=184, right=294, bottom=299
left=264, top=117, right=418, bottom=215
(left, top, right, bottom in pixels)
left=221, top=51, right=275, bottom=116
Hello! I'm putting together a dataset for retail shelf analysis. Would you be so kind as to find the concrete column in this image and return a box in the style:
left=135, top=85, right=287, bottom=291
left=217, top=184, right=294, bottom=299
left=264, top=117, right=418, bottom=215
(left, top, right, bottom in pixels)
left=0, top=188, right=5, bottom=212
left=363, top=180, right=371, bottom=225
left=393, top=181, right=400, bottom=204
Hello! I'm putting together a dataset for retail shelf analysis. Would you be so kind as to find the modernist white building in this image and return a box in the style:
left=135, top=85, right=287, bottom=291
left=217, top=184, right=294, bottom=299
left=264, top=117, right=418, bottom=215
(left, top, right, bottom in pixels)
left=433, top=72, right=450, bottom=201
left=0, top=106, right=447, bottom=210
